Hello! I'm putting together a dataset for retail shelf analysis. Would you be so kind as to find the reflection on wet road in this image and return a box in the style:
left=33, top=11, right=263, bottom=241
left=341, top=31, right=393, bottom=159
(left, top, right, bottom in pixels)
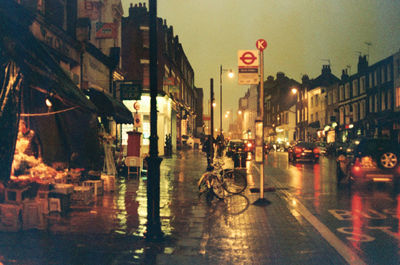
left=266, top=151, right=400, bottom=265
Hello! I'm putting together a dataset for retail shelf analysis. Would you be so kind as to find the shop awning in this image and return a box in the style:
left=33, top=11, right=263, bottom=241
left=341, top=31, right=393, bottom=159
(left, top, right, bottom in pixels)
left=88, top=88, right=133, bottom=124
left=0, top=0, right=98, bottom=112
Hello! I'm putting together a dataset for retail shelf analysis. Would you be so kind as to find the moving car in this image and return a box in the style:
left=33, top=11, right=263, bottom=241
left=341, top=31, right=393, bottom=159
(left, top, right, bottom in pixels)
left=226, top=139, right=245, bottom=157
left=288, top=142, right=320, bottom=163
left=337, top=138, right=400, bottom=186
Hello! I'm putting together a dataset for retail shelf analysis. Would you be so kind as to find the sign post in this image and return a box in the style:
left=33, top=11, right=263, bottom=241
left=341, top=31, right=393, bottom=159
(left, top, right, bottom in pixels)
left=254, top=38, right=271, bottom=205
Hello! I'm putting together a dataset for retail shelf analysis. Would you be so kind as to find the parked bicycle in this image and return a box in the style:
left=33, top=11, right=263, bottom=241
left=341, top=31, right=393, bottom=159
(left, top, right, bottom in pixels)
left=198, top=160, right=247, bottom=202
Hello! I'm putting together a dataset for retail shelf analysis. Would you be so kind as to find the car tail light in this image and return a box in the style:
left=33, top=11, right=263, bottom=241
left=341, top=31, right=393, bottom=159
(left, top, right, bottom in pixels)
left=351, top=158, right=363, bottom=177
left=313, top=148, right=320, bottom=154
left=294, top=147, right=302, bottom=153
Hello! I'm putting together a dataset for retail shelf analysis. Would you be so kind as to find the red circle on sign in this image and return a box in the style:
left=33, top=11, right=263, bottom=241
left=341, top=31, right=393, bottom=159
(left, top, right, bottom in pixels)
left=256, top=39, right=267, bottom=51
left=240, top=51, right=257, bottom=65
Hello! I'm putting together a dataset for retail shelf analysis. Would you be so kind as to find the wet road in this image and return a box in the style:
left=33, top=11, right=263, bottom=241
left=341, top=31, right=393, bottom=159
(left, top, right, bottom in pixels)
left=264, top=151, right=400, bottom=265
left=1, top=150, right=399, bottom=264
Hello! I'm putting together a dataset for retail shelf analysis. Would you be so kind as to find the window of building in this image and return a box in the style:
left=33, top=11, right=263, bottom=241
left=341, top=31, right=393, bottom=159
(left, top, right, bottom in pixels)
left=327, top=91, right=332, bottom=105
left=387, top=64, right=392, bottom=82
left=339, top=107, right=344, bottom=125
left=310, top=114, right=313, bottom=122
left=369, top=72, right=373, bottom=88
left=315, top=112, right=318, bottom=121
left=285, top=113, right=289, bottom=124
left=352, top=79, right=358, bottom=97
left=345, top=105, right=351, bottom=124
left=369, top=95, right=373, bottom=113
left=388, top=90, right=392, bottom=110
left=345, top=83, right=350, bottom=99
left=297, top=110, right=300, bottom=123
left=381, top=66, right=386, bottom=83
left=381, top=91, right=386, bottom=111
left=353, top=103, right=358, bottom=122
left=397, top=59, right=400, bottom=75
left=396, top=87, right=400, bottom=108
left=374, top=94, right=378, bottom=112
left=311, top=97, right=314, bottom=107
left=315, top=95, right=319, bottom=107
left=360, top=76, right=366, bottom=94
left=333, top=87, right=338, bottom=103
left=360, top=100, right=366, bottom=119
left=374, top=70, right=378, bottom=86
left=339, top=85, right=344, bottom=101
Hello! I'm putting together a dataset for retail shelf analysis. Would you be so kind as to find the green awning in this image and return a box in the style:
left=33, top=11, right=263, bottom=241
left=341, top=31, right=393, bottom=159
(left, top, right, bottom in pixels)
left=0, top=0, right=98, bottom=112
left=88, top=88, right=133, bottom=124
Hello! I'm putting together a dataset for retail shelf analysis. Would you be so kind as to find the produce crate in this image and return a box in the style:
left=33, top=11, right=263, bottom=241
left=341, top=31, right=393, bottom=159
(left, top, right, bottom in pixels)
left=5, top=186, right=30, bottom=204
left=0, top=203, right=22, bottom=232
left=101, top=174, right=116, bottom=192
left=83, top=180, right=103, bottom=196
left=22, top=201, right=46, bottom=230
left=53, top=184, right=74, bottom=195
left=48, top=192, right=71, bottom=216
left=71, top=186, right=93, bottom=206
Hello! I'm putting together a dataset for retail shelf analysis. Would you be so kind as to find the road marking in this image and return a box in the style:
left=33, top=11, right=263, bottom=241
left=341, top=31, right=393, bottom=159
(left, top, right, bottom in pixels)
left=252, top=164, right=366, bottom=265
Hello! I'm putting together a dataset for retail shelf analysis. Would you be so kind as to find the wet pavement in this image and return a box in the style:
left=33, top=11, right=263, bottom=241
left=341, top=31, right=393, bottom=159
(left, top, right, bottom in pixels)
left=0, top=150, right=350, bottom=265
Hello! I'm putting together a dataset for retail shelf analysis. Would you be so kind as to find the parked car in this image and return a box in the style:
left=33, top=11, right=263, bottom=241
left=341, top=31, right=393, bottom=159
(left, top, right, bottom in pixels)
left=337, top=138, right=400, bottom=186
left=226, top=139, right=245, bottom=157
left=288, top=142, right=320, bottom=163
left=316, top=142, right=327, bottom=156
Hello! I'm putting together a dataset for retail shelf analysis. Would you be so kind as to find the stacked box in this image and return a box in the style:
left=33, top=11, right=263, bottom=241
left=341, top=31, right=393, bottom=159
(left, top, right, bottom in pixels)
left=36, top=190, right=50, bottom=214
left=0, top=203, right=22, bottom=232
left=22, top=201, right=46, bottom=230
left=48, top=198, right=61, bottom=214
left=48, top=192, right=71, bottom=216
left=101, top=174, right=116, bottom=192
left=83, top=180, right=103, bottom=196
left=71, top=186, right=93, bottom=205
left=5, top=186, right=29, bottom=204
left=53, top=184, right=74, bottom=195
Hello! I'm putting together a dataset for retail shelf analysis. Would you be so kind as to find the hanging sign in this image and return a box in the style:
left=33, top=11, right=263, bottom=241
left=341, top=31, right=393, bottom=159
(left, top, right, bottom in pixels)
left=238, top=50, right=259, bottom=85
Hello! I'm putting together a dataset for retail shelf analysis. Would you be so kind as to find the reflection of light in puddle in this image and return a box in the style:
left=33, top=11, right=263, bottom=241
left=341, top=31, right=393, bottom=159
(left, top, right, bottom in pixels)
left=117, top=180, right=127, bottom=232
left=164, top=247, right=174, bottom=254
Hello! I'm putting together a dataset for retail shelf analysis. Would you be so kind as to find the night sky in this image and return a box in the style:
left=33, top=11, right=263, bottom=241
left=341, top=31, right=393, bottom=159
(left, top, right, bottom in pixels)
left=121, top=0, right=400, bottom=131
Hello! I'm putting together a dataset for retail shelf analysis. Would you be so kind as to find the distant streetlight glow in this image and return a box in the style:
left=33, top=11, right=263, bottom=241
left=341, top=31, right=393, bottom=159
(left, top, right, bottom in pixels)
left=228, top=70, right=234, bottom=78
left=291, top=87, right=298, bottom=94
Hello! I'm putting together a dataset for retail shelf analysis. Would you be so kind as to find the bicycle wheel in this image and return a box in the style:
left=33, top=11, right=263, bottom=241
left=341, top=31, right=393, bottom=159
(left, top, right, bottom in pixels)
left=198, top=172, right=210, bottom=194
left=212, top=177, right=225, bottom=200
left=222, top=169, right=247, bottom=194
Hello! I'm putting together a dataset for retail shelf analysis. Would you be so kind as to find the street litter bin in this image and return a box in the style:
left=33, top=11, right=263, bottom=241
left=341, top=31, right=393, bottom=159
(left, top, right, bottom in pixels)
left=233, top=151, right=246, bottom=168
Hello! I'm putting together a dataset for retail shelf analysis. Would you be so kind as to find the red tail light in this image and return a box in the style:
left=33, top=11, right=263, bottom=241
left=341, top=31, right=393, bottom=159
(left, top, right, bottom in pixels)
left=294, top=147, right=303, bottom=153
left=313, top=148, right=320, bottom=154
left=351, top=158, right=362, bottom=177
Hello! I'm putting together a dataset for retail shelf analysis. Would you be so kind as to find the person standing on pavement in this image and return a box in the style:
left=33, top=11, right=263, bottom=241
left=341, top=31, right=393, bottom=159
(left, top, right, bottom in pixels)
left=202, top=135, right=214, bottom=170
left=215, top=134, right=225, bottom=157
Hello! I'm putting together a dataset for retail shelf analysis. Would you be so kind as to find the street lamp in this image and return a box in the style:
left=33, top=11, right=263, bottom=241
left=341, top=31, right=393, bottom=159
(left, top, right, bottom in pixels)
left=220, top=65, right=233, bottom=136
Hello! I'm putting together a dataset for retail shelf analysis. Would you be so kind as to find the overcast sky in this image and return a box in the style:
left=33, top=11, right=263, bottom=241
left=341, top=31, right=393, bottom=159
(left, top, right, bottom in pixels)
left=121, top=0, right=400, bottom=131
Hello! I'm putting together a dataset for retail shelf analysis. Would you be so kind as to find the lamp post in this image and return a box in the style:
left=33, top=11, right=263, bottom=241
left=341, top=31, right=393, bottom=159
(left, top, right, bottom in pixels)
left=219, top=65, right=233, bottom=136
left=146, top=0, right=163, bottom=240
